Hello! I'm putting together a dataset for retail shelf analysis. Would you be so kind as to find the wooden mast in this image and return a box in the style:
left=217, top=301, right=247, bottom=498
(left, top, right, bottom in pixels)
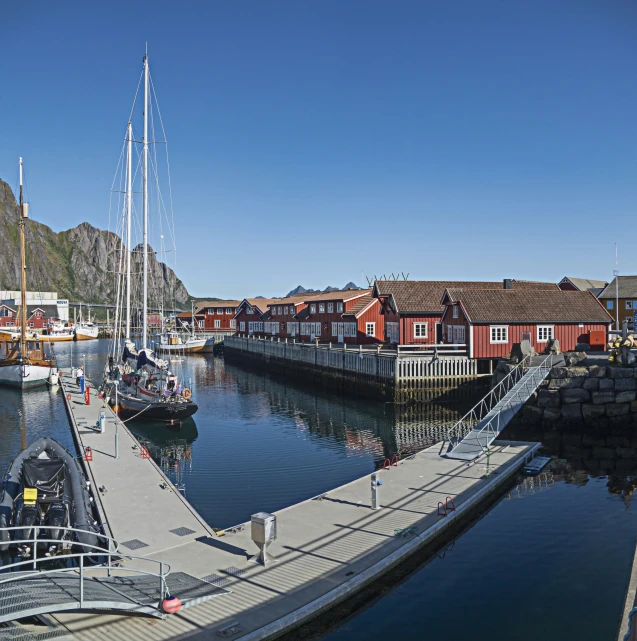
left=18, top=157, right=28, bottom=357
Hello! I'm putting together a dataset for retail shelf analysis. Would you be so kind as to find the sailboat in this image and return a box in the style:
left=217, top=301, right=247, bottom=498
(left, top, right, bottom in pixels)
left=74, top=305, right=99, bottom=340
left=102, top=52, right=198, bottom=423
left=0, top=158, right=57, bottom=389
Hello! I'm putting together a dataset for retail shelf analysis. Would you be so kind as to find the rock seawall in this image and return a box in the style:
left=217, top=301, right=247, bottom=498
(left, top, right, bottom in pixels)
left=517, top=365, right=637, bottom=427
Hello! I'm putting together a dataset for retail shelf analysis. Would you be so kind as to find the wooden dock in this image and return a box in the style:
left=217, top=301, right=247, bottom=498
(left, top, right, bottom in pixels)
left=54, top=368, right=539, bottom=640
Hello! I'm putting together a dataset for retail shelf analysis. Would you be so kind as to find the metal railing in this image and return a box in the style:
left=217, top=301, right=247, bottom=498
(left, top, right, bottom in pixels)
left=0, top=525, right=171, bottom=616
left=446, top=354, right=553, bottom=453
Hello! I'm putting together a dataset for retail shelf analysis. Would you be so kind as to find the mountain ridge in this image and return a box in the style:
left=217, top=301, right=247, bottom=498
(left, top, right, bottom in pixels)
left=0, top=178, right=190, bottom=307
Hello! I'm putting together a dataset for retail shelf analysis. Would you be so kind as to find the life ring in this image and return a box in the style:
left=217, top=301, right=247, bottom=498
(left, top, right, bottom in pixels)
left=183, top=388, right=192, bottom=400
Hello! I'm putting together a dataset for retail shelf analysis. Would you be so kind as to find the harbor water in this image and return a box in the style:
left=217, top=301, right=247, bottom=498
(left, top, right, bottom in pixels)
left=0, top=339, right=635, bottom=640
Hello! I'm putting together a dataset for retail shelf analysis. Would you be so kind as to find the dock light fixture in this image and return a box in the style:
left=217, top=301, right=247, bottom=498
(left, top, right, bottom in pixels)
left=249, top=512, right=277, bottom=567
left=371, top=472, right=381, bottom=510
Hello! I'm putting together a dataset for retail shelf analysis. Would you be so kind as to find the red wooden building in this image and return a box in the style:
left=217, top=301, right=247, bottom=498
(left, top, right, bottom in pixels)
left=291, top=289, right=383, bottom=344
left=0, top=304, right=55, bottom=330
left=177, top=300, right=241, bottom=333
left=558, top=277, right=607, bottom=296
left=440, top=288, right=613, bottom=365
left=263, top=294, right=317, bottom=339
left=234, top=298, right=278, bottom=337
left=373, top=279, right=558, bottom=346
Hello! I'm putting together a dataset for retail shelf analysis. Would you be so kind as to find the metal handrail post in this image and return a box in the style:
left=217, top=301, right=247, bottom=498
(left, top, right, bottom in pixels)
left=160, top=562, right=165, bottom=601
left=79, top=554, right=84, bottom=608
left=32, top=526, right=37, bottom=570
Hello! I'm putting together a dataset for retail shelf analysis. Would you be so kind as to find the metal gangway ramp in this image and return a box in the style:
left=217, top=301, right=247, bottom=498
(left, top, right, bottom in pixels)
left=445, top=354, right=553, bottom=461
left=0, top=526, right=229, bottom=627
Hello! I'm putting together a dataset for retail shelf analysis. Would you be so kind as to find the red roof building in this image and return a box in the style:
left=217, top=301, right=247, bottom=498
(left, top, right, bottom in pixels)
left=373, top=279, right=558, bottom=346
left=234, top=298, right=279, bottom=337
left=440, top=288, right=613, bottom=360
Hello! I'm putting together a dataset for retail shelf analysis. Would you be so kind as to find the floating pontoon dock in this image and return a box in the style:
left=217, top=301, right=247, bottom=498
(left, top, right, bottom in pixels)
left=16, top=369, right=540, bottom=640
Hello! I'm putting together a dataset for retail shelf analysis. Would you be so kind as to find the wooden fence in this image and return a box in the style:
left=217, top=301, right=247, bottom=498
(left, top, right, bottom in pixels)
left=225, top=336, right=478, bottom=386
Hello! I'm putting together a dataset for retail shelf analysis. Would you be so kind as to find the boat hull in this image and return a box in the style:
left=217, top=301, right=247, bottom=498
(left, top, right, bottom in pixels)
left=153, top=341, right=206, bottom=354
left=115, top=393, right=198, bottom=423
left=0, top=363, right=53, bottom=389
left=75, top=330, right=98, bottom=340
left=38, top=334, right=74, bottom=342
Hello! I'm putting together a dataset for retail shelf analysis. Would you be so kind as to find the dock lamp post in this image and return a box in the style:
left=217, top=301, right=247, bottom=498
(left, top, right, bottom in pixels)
left=371, top=472, right=381, bottom=510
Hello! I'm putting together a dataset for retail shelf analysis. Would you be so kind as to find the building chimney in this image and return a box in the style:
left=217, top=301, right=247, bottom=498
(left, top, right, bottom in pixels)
left=503, top=279, right=512, bottom=290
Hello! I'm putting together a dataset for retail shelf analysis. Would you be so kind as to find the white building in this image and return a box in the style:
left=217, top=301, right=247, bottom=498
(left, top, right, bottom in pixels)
left=0, top=291, right=69, bottom=321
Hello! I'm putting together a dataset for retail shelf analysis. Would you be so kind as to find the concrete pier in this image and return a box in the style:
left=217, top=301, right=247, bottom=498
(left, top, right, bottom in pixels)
left=55, top=368, right=539, bottom=640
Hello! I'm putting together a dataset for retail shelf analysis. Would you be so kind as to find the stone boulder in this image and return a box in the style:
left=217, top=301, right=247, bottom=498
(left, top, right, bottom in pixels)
left=563, top=352, right=588, bottom=367
left=574, top=343, right=591, bottom=353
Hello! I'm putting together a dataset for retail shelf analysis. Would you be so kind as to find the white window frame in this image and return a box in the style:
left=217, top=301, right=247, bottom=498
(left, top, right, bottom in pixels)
left=453, top=305, right=459, bottom=318
left=217, top=308, right=223, bottom=314
left=214, top=319, right=221, bottom=328
left=365, top=322, right=375, bottom=337
left=247, top=307, right=254, bottom=314
left=319, top=303, right=325, bottom=313
left=230, top=320, right=236, bottom=329
left=226, top=308, right=232, bottom=314
left=284, top=306, right=289, bottom=315
left=344, top=322, right=357, bottom=337
left=490, top=325, right=509, bottom=344
left=536, top=325, right=554, bottom=342
left=336, top=302, right=343, bottom=313
left=310, top=304, right=316, bottom=314
left=332, top=323, right=338, bottom=336
left=327, top=303, right=334, bottom=313
left=413, top=322, right=428, bottom=338
left=627, top=301, right=633, bottom=310
left=198, top=320, right=204, bottom=329
left=240, top=322, right=245, bottom=331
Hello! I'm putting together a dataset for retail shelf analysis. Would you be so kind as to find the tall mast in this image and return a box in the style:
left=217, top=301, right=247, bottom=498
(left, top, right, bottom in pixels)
left=126, top=121, right=133, bottom=340
left=142, top=52, right=149, bottom=349
left=18, top=157, right=28, bottom=356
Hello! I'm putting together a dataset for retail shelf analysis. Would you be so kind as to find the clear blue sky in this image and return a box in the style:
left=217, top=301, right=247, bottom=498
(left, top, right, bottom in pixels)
left=1, top=1, right=635, bottom=298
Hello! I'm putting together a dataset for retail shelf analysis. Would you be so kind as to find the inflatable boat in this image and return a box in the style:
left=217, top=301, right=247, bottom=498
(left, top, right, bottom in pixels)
left=0, top=438, right=99, bottom=555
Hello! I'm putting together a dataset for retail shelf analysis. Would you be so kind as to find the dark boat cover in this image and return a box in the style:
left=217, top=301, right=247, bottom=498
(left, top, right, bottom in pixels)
left=22, top=458, right=64, bottom=500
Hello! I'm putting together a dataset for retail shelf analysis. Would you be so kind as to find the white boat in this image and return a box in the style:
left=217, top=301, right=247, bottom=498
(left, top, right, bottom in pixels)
left=153, top=331, right=206, bottom=354
left=0, top=158, right=57, bottom=389
left=38, top=322, right=74, bottom=342
left=74, top=306, right=99, bottom=340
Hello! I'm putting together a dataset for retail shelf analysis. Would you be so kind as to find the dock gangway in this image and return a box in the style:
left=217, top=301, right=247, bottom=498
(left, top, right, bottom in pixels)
left=0, top=526, right=229, bottom=626
left=445, top=354, right=554, bottom=461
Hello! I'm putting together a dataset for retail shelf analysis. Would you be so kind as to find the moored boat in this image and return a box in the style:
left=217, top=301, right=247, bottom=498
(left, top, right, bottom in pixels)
left=0, top=437, right=99, bottom=555
left=0, top=158, right=57, bottom=389
left=153, top=331, right=206, bottom=354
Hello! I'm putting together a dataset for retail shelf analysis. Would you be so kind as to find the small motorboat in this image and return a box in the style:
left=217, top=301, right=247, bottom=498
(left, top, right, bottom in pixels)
left=0, top=438, right=99, bottom=555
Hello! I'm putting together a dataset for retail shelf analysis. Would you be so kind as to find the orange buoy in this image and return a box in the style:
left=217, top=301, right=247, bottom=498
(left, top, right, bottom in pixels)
left=182, top=388, right=192, bottom=400
left=162, top=596, right=182, bottom=614
left=66, top=393, right=71, bottom=401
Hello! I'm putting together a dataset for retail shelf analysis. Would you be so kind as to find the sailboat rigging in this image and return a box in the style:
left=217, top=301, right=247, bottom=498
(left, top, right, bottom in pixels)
left=0, top=158, right=57, bottom=389
left=102, top=52, right=197, bottom=423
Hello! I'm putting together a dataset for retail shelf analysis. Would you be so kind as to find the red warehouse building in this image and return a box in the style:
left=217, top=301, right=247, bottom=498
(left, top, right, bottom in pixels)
left=292, top=289, right=384, bottom=344
left=177, top=300, right=241, bottom=333
left=373, top=279, right=558, bottom=346
left=234, top=298, right=278, bottom=337
left=440, top=288, right=613, bottom=366
left=263, top=294, right=317, bottom=339
left=0, top=304, right=56, bottom=330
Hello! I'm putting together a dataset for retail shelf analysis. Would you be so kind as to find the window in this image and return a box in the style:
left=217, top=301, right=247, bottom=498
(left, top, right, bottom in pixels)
left=490, top=326, right=509, bottom=343
left=226, top=308, right=232, bottom=314
left=240, top=322, right=245, bottom=331
left=365, top=322, right=375, bottom=337
left=278, top=306, right=282, bottom=315
left=247, top=306, right=254, bottom=314
left=230, top=320, right=236, bottom=329
left=453, top=305, right=459, bottom=318
left=332, top=323, right=338, bottom=336
left=413, top=322, right=427, bottom=338
left=198, top=320, right=204, bottom=329
left=344, top=322, right=357, bottom=337
left=328, top=303, right=334, bottom=313
left=536, top=325, right=553, bottom=342
left=284, top=306, right=289, bottom=315
left=310, top=304, right=316, bottom=314
left=337, top=302, right=343, bottom=313
left=214, top=319, right=221, bottom=328
left=272, top=307, right=277, bottom=315
left=319, top=303, right=325, bottom=313
left=627, top=301, right=633, bottom=310
left=314, top=322, right=321, bottom=336
left=607, top=301, right=614, bottom=310
left=217, top=308, right=223, bottom=314
left=29, top=322, right=34, bottom=327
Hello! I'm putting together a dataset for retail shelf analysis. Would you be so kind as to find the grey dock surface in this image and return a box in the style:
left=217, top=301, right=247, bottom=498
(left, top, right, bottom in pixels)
left=56, top=368, right=539, bottom=641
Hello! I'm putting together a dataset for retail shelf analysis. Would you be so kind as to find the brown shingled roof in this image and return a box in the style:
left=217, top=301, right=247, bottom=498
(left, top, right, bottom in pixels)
left=194, top=300, right=241, bottom=314
left=300, top=289, right=371, bottom=304
left=445, top=289, right=613, bottom=323
left=343, top=295, right=377, bottom=318
left=375, top=280, right=558, bottom=314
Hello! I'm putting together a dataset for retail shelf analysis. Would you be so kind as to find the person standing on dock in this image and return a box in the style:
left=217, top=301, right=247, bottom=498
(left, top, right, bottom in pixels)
left=76, top=366, right=85, bottom=393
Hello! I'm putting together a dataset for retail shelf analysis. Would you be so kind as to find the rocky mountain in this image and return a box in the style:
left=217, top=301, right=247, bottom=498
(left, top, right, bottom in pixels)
left=0, top=178, right=189, bottom=307
left=285, top=283, right=362, bottom=297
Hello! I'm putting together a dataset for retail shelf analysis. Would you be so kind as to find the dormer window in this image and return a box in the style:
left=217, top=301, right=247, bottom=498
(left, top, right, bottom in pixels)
left=310, top=304, right=316, bottom=314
